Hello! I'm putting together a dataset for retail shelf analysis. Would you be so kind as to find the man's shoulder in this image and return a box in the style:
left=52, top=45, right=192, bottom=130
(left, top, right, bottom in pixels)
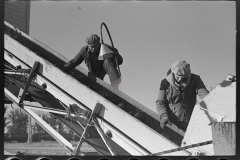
left=191, top=73, right=201, bottom=80
left=161, top=78, right=169, bottom=86
left=80, top=45, right=88, bottom=52
left=77, top=45, right=88, bottom=56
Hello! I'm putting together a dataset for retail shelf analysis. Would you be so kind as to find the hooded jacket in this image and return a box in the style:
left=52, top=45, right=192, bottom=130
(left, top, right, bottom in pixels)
left=156, top=67, right=209, bottom=126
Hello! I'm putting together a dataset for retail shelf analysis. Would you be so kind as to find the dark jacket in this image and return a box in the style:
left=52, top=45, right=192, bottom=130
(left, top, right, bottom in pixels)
left=62, top=44, right=123, bottom=80
left=156, top=68, right=209, bottom=127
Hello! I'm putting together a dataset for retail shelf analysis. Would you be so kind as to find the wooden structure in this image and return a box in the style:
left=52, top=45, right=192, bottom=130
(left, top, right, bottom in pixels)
left=4, top=21, right=236, bottom=157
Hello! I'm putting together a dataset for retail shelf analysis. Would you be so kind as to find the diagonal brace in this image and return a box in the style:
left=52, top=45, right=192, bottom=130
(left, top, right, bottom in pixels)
left=93, top=118, right=116, bottom=155
left=73, top=102, right=103, bottom=156
left=19, top=61, right=39, bottom=107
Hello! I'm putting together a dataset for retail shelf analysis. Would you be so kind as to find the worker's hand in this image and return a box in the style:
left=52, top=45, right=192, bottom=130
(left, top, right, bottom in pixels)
left=160, top=115, right=172, bottom=129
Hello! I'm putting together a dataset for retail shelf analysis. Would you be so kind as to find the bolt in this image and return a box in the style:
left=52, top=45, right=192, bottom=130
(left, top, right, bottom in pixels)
left=182, top=141, right=186, bottom=145
left=42, top=83, right=47, bottom=89
left=105, top=130, right=112, bottom=138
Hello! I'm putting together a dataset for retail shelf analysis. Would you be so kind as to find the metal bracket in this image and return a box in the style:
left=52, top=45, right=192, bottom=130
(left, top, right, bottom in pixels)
left=73, top=102, right=103, bottom=156
left=18, top=61, right=39, bottom=107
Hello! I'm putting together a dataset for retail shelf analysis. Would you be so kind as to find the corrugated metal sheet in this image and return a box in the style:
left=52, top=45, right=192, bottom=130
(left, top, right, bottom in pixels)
left=4, top=1, right=30, bottom=34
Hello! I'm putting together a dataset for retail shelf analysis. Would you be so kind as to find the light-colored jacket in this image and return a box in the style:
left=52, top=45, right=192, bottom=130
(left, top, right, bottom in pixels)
left=156, top=68, right=209, bottom=126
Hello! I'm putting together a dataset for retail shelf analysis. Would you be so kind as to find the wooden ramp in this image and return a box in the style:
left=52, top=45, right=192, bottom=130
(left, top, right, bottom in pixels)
left=4, top=20, right=189, bottom=156
left=5, top=20, right=235, bottom=156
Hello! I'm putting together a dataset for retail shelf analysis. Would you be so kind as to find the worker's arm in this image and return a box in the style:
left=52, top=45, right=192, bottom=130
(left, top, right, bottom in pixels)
left=195, top=76, right=209, bottom=100
left=61, top=48, right=85, bottom=73
left=156, top=79, right=172, bottom=128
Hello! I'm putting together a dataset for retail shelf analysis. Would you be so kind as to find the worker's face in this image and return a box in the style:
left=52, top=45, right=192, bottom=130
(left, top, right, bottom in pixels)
left=174, top=75, right=187, bottom=84
left=88, top=43, right=100, bottom=53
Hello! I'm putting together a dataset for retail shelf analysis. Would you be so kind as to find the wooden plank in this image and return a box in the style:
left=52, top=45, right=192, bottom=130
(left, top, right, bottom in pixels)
left=4, top=34, right=189, bottom=155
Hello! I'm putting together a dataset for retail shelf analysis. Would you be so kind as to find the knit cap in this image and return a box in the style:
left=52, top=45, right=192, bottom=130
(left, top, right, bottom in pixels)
left=85, top=34, right=100, bottom=45
left=171, top=60, right=191, bottom=77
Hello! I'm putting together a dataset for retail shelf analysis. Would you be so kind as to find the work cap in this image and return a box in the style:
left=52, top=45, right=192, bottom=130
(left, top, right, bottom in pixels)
left=85, top=34, right=100, bottom=45
left=171, top=60, right=191, bottom=77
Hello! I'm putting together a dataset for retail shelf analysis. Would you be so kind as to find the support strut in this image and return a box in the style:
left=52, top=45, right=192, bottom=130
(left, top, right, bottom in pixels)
left=19, top=61, right=39, bottom=107
left=73, top=103, right=103, bottom=156
left=93, top=118, right=116, bottom=155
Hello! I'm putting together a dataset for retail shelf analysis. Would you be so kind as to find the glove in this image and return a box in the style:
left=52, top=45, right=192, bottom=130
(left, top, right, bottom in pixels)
left=160, top=115, right=172, bottom=129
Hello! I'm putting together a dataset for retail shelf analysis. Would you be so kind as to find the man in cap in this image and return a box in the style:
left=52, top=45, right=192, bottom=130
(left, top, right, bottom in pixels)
left=61, top=34, right=123, bottom=88
left=156, top=60, right=209, bottom=131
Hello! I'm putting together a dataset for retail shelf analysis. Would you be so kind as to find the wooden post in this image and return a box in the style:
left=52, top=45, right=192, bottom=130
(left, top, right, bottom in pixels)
left=28, top=116, right=32, bottom=144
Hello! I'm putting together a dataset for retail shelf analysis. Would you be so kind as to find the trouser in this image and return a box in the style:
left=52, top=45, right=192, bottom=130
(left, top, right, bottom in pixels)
left=103, top=57, right=121, bottom=89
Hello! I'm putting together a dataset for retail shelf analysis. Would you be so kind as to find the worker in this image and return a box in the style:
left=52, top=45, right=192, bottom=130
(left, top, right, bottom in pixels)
left=61, top=34, right=123, bottom=89
left=156, top=60, right=209, bottom=131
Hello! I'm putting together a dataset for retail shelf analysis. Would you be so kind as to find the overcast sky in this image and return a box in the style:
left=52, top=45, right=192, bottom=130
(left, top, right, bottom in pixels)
left=29, top=1, right=235, bottom=113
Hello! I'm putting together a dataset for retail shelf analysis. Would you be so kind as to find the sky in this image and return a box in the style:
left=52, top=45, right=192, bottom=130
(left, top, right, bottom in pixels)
left=29, top=1, right=236, bottom=113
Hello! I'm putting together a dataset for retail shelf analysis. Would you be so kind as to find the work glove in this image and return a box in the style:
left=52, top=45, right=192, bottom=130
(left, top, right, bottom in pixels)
left=160, top=115, right=172, bottom=129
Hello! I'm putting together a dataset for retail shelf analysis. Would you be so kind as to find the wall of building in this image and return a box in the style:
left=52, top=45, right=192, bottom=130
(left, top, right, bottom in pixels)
left=4, top=1, right=31, bottom=34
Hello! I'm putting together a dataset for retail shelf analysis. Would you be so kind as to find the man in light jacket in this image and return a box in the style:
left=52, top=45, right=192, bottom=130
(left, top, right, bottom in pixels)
left=156, top=60, right=209, bottom=131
